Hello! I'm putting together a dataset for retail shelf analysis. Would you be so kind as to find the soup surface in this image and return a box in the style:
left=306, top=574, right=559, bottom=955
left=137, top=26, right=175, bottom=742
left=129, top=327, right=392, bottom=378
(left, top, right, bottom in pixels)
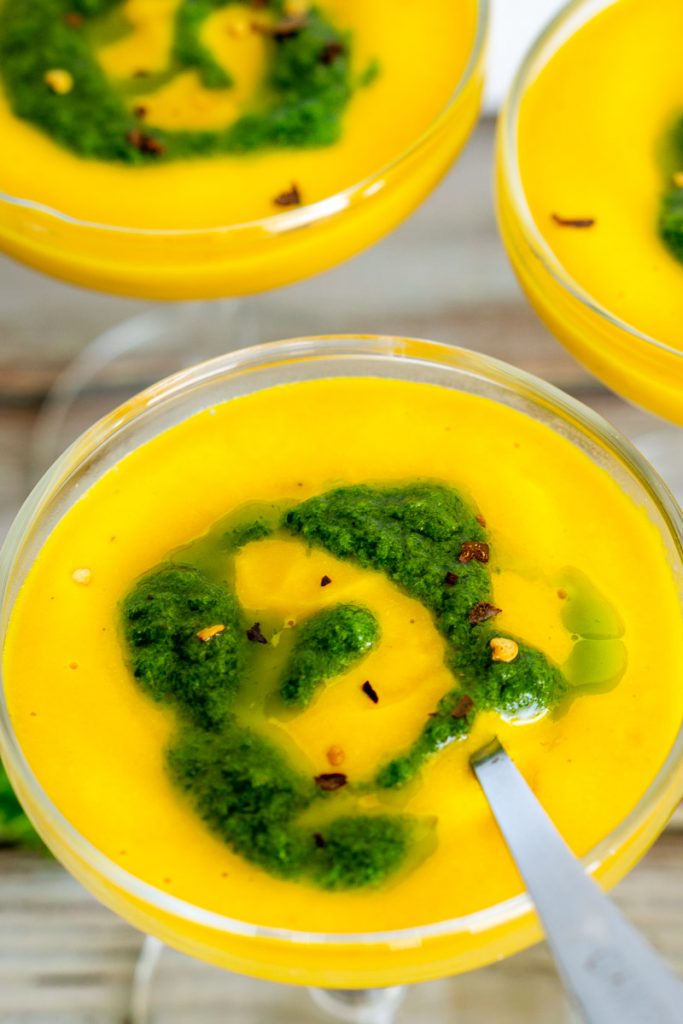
left=4, top=377, right=682, bottom=932
left=0, top=0, right=476, bottom=228
left=517, top=0, right=683, bottom=350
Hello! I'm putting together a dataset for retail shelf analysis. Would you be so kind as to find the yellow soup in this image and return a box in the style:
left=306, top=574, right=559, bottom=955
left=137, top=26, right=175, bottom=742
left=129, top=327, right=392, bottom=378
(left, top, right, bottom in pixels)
left=0, top=0, right=483, bottom=297
left=3, top=375, right=683, bottom=982
left=497, top=0, right=683, bottom=422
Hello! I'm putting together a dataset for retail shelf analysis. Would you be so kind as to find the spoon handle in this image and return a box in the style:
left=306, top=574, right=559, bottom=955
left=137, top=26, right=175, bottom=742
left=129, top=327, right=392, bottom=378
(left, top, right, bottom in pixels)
left=471, top=740, right=683, bottom=1024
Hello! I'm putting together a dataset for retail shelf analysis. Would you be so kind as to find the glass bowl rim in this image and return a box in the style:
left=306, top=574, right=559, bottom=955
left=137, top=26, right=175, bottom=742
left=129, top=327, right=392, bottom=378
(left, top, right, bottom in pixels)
left=1, top=333, right=682, bottom=948
left=0, top=0, right=488, bottom=239
left=498, top=0, right=683, bottom=362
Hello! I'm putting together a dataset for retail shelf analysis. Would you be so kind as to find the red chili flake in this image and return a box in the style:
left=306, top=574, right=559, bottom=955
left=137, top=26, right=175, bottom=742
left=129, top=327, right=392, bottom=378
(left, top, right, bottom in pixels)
left=133, top=105, right=148, bottom=120
left=459, top=541, right=490, bottom=564
left=63, top=11, right=83, bottom=27
left=127, top=129, right=166, bottom=156
left=314, top=832, right=327, bottom=848
left=468, top=602, right=502, bottom=625
left=246, top=622, right=268, bottom=644
left=321, top=575, right=332, bottom=587
left=476, top=514, right=487, bottom=528
left=452, top=694, right=474, bottom=719
left=444, top=571, right=459, bottom=586
left=361, top=680, right=379, bottom=704
left=253, top=13, right=308, bottom=39
left=551, top=212, right=595, bottom=228
left=320, top=41, right=344, bottom=65
left=314, top=772, right=347, bottom=791
left=273, top=182, right=302, bottom=207
left=557, top=588, right=568, bottom=600
left=272, top=16, right=308, bottom=40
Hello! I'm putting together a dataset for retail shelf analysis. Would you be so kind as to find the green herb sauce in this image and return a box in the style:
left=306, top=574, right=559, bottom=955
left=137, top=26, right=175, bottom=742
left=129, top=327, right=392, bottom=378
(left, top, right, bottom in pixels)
left=285, top=484, right=567, bottom=786
left=122, top=565, right=246, bottom=731
left=169, top=725, right=409, bottom=887
left=0, top=0, right=371, bottom=163
left=279, top=604, right=379, bottom=708
left=121, top=482, right=620, bottom=890
left=659, top=119, right=683, bottom=261
left=660, top=188, right=683, bottom=263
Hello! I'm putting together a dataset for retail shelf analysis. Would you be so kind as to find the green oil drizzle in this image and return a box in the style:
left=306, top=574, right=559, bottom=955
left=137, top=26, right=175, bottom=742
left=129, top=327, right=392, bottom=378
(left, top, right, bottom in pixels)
left=558, top=568, right=627, bottom=694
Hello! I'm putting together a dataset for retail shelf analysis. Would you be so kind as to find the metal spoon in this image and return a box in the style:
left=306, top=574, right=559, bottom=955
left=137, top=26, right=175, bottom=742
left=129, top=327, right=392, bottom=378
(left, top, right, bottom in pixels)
left=471, top=739, right=683, bottom=1024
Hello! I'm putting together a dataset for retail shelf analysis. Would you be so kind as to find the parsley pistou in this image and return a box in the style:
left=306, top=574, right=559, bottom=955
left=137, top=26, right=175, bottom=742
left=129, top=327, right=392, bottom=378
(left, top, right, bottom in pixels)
left=660, top=130, right=683, bottom=264
left=0, top=0, right=362, bottom=163
left=0, top=0, right=484, bottom=297
left=498, top=0, right=683, bottom=422
left=120, top=484, right=577, bottom=890
left=4, top=373, right=682, bottom=945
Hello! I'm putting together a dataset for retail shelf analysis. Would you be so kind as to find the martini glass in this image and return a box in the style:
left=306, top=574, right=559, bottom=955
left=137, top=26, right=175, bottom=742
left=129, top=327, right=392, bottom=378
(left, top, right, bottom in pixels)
left=496, top=0, right=683, bottom=503
left=0, top=336, right=682, bottom=1022
left=0, top=1, right=488, bottom=474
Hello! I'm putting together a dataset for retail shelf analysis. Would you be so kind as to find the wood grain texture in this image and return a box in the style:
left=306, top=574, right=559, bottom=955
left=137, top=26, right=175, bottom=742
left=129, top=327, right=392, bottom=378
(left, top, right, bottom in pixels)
left=0, top=118, right=680, bottom=1021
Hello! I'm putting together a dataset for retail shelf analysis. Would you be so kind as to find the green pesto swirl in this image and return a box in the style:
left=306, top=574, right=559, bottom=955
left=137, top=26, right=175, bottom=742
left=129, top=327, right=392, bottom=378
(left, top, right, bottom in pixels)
left=660, top=118, right=683, bottom=262
left=0, top=0, right=373, bottom=163
left=121, top=483, right=620, bottom=891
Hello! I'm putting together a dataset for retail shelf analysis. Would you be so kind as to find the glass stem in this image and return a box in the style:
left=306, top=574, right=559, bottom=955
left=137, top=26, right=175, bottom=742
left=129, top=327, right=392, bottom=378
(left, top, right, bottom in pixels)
left=127, top=936, right=164, bottom=1024
left=126, top=940, right=405, bottom=1024
left=29, top=297, right=252, bottom=480
left=308, top=986, right=406, bottom=1024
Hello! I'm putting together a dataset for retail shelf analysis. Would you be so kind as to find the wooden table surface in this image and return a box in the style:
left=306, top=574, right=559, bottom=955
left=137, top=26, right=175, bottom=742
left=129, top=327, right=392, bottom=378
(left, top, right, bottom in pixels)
left=0, top=119, right=681, bottom=1023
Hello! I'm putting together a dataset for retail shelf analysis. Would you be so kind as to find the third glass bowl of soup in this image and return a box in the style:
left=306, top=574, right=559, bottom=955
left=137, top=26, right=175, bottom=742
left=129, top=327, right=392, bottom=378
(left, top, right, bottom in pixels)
left=0, top=0, right=485, bottom=298
left=497, top=0, right=683, bottom=425
left=1, top=336, right=682, bottom=988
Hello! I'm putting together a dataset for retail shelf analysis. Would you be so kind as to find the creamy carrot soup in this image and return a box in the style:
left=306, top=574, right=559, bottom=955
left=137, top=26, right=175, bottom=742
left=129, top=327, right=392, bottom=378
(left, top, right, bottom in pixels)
left=0, top=1, right=482, bottom=296
left=4, top=377, right=682, bottom=938
left=514, top=0, right=683, bottom=352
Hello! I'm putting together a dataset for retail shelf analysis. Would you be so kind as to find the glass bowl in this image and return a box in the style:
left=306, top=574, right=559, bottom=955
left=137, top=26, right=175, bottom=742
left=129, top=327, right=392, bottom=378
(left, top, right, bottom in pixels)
left=0, top=2, right=487, bottom=301
left=496, top=0, right=683, bottom=426
left=0, top=335, right=682, bottom=989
